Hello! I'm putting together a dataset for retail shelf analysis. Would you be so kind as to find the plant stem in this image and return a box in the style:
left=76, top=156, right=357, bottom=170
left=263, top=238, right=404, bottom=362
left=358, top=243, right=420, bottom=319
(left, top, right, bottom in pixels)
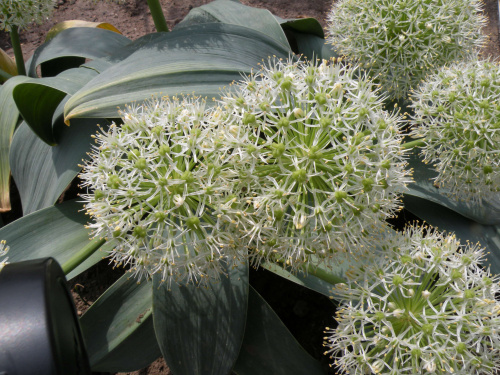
left=401, top=139, right=426, bottom=150
left=146, top=0, right=169, bottom=32
left=304, top=263, right=346, bottom=285
left=62, top=238, right=106, bottom=275
left=0, top=69, right=13, bottom=82
left=9, top=26, right=26, bottom=76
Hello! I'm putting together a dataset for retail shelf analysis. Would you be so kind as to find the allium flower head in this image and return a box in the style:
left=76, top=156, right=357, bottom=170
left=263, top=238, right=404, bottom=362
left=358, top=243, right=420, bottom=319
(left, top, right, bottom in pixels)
left=210, top=58, right=410, bottom=270
left=325, top=225, right=500, bottom=374
left=327, top=0, right=486, bottom=99
left=0, top=240, right=9, bottom=271
left=80, top=96, right=237, bottom=285
left=0, top=0, right=56, bottom=32
left=410, top=59, right=500, bottom=204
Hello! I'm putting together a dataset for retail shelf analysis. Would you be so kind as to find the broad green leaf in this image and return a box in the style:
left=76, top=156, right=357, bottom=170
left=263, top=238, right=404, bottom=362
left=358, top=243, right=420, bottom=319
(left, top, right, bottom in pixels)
left=40, top=56, right=87, bottom=78
left=262, top=262, right=337, bottom=298
left=12, top=67, right=99, bottom=145
left=64, top=23, right=290, bottom=121
left=10, top=119, right=104, bottom=215
left=27, top=27, right=131, bottom=78
left=275, top=16, right=324, bottom=38
left=176, top=0, right=290, bottom=50
left=0, top=200, right=106, bottom=279
left=274, top=16, right=329, bottom=59
left=291, top=32, right=338, bottom=61
left=80, top=274, right=161, bottom=372
left=46, top=20, right=122, bottom=42
left=233, top=287, right=325, bottom=375
left=0, top=75, right=31, bottom=212
left=406, top=148, right=500, bottom=225
left=153, top=261, right=249, bottom=375
left=0, top=48, right=17, bottom=80
left=404, top=195, right=500, bottom=274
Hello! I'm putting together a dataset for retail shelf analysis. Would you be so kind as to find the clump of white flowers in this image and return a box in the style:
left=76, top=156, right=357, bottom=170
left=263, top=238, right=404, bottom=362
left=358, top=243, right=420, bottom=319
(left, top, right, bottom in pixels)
left=80, top=96, right=240, bottom=285
left=0, top=240, right=9, bottom=271
left=210, top=58, right=410, bottom=270
left=410, top=59, right=500, bottom=204
left=0, top=0, right=56, bottom=32
left=325, top=225, right=500, bottom=374
left=327, top=0, right=486, bottom=99
left=82, top=58, right=411, bottom=284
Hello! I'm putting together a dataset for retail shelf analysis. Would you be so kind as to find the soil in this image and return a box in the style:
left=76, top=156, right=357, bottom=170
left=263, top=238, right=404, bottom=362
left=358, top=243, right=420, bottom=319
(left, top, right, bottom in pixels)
left=1, top=1, right=500, bottom=375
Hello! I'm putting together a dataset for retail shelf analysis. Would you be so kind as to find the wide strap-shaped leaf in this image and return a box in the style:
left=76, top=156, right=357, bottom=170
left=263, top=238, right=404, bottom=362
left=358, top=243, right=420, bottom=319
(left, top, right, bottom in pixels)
left=233, top=286, right=325, bottom=375
left=292, top=32, right=339, bottom=61
left=13, top=67, right=99, bottom=145
left=406, top=148, right=500, bottom=225
left=0, top=75, right=31, bottom=212
left=26, top=27, right=131, bottom=78
left=262, top=262, right=336, bottom=298
left=152, top=261, right=249, bottom=375
left=10, top=119, right=104, bottom=215
left=404, top=195, right=500, bottom=274
left=176, top=0, right=290, bottom=50
left=64, top=23, right=290, bottom=121
left=0, top=199, right=106, bottom=279
left=79, top=274, right=161, bottom=372
left=275, top=16, right=324, bottom=38
left=45, top=20, right=122, bottom=42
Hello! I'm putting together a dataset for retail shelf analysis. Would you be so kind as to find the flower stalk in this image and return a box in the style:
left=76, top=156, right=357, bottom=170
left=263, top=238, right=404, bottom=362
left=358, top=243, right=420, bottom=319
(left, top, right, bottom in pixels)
left=9, top=26, right=25, bottom=76
left=146, top=0, right=169, bottom=32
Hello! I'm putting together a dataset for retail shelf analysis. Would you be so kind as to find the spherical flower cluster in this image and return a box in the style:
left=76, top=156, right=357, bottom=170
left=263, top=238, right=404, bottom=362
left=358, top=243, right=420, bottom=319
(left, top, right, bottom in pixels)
left=325, top=225, right=500, bottom=375
left=210, top=58, right=410, bottom=270
left=80, top=97, right=238, bottom=285
left=410, top=59, right=500, bottom=205
left=327, top=0, right=486, bottom=99
left=0, top=240, right=9, bottom=271
left=0, top=0, right=56, bottom=32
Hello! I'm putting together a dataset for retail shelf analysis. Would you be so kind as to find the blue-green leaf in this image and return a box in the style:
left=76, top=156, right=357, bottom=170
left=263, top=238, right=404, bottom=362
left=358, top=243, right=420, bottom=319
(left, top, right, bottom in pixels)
left=291, top=32, right=338, bottom=61
left=176, top=0, right=290, bottom=50
left=64, top=23, right=290, bottom=121
left=10, top=119, right=105, bottom=215
left=262, top=262, right=335, bottom=298
left=0, top=200, right=106, bottom=279
left=12, top=67, right=99, bottom=145
left=0, top=75, right=31, bottom=211
left=80, top=274, right=161, bottom=372
left=276, top=16, right=324, bottom=38
left=233, top=286, right=325, bottom=375
left=152, top=261, right=249, bottom=375
left=27, top=27, right=131, bottom=78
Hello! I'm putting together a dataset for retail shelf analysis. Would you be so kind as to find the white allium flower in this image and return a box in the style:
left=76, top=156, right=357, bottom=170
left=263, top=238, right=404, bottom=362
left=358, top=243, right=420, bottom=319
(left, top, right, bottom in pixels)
left=80, top=96, right=239, bottom=285
left=410, top=59, right=500, bottom=205
left=327, top=0, right=486, bottom=99
left=209, top=58, right=410, bottom=271
left=0, top=0, right=56, bottom=32
left=325, top=225, right=500, bottom=375
left=0, top=240, right=9, bottom=271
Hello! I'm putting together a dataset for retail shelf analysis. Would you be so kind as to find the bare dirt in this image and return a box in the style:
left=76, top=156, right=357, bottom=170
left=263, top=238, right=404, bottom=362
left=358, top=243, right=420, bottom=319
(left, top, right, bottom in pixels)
left=2, top=1, right=500, bottom=374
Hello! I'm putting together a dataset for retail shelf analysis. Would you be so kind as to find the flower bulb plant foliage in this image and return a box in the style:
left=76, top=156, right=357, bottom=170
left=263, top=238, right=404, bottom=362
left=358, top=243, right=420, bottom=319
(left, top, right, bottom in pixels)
left=325, top=225, right=500, bottom=375
left=410, top=58, right=500, bottom=205
left=327, top=0, right=486, bottom=99
left=2, top=0, right=500, bottom=374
